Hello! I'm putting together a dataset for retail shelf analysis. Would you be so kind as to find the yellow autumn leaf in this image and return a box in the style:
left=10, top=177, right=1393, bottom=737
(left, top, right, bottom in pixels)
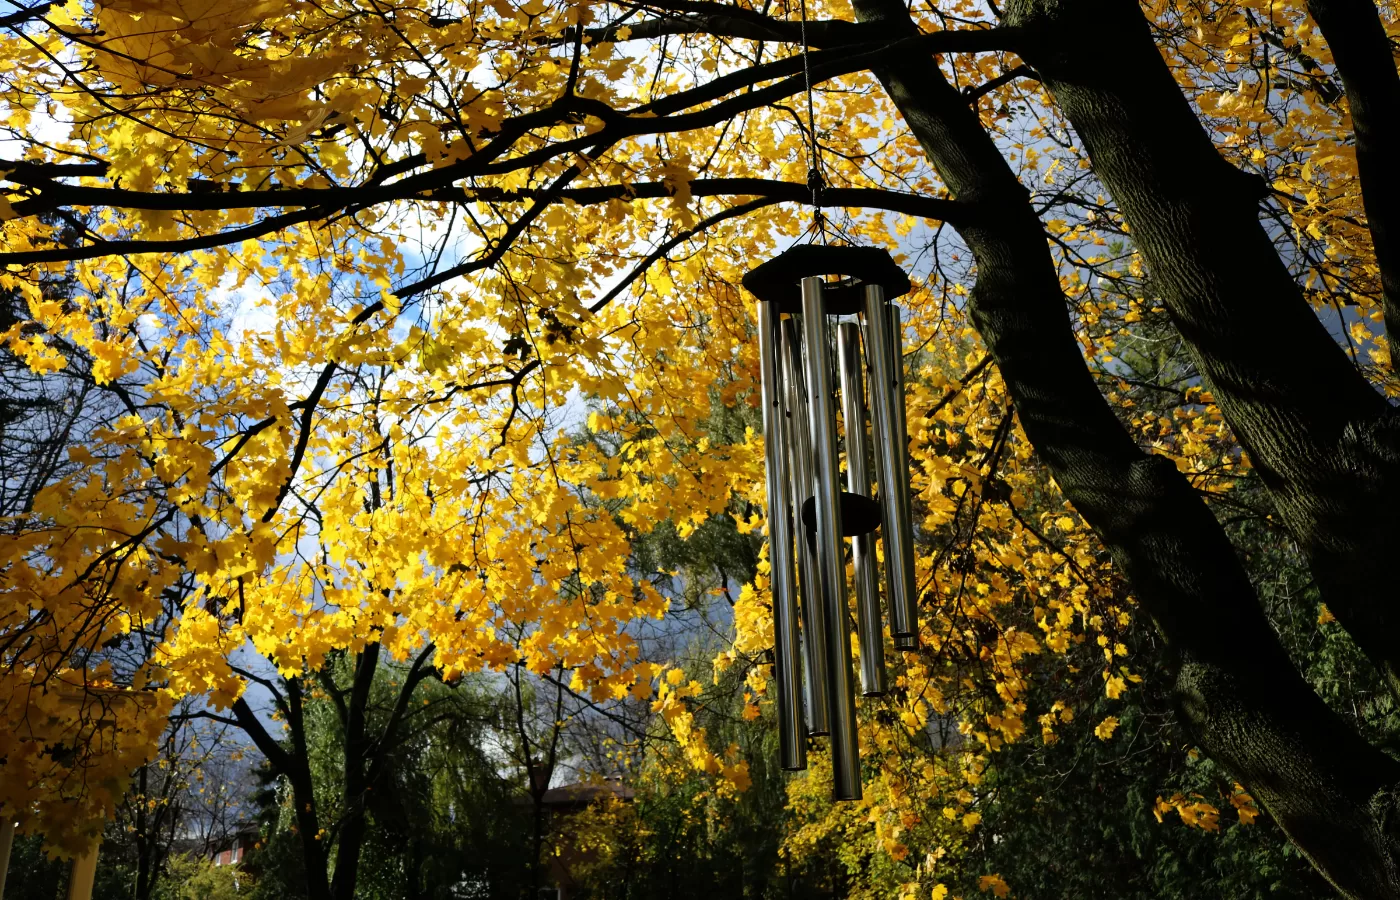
left=1094, top=716, right=1120, bottom=740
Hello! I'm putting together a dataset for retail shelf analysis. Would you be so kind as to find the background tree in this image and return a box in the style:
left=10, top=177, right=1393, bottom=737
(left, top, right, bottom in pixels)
left=243, top=656, right=529, bottom=900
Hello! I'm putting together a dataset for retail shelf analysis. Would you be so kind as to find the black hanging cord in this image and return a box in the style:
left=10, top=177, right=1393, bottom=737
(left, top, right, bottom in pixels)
left=796, top=0, right=828, bottom=242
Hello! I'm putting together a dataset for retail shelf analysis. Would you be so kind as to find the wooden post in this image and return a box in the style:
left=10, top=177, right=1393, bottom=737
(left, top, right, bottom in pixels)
left=65, top=842, right=99, bottom=900
left=0, top=819, right=14, bottom=900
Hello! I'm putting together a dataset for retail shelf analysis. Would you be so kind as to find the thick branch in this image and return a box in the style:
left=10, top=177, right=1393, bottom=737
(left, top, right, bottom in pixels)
left=439, top=177, right=974, bottom=222
left=0, top=179, right=970, bottom=266
left=230, top=697, right=291, bottom=774
left=0, top=27, right=1014, bottom=265
left=0, top=2, right=54, bottom=28
left=573, top=10, right=885, bottom=46
left=0, top=205, right=330, bottom=265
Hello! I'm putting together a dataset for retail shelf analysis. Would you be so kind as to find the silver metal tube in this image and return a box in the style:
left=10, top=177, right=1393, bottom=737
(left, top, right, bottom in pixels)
left=802, top=277, right=861, bottom=802
left=799, top=627, right=816, bottom=738
left=863, top=286, right=919, bottom=649
left=888, top=305, right=919, bottom=650
left=781, top=317, right=830, bottom=736
left=838, top=322, right=887, bottom=696
left=757, top=300, right=806, bottom=771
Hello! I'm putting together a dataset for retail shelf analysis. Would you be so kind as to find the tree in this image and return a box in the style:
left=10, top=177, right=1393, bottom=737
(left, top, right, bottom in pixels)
left=4, top=0, right=1400, bottom=895
left=571, top=347, right=1318, bottom=899
left=241, top=655, right=529, bottom=900
left=0, top=214, right=96, bottom=518
left=0, top=207, right=180, bottom=856
left=111, top=707, right=255, bottom=900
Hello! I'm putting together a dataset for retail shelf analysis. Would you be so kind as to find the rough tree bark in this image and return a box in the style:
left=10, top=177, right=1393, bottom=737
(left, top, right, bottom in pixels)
left=839, top=0, right=1400, bottom=894
left=998, top=0, right=1400, bottom=713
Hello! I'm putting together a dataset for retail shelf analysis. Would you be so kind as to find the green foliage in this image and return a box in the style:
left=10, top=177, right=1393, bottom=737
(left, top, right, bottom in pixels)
left=564, top=670, right=807, bottom=900
left=243, top=663, right=531, bottom=900
left=3, top=833, right=67, bottom=900
left=964, top=644, right=1333, bottom=899
left=152, top=854, right=251, bottom=900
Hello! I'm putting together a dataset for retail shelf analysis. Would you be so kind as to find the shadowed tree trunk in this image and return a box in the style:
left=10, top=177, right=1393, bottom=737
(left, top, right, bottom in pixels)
left=230, top=640, right=439, bottom=900
left=999, top=0, right=1400, bottom=706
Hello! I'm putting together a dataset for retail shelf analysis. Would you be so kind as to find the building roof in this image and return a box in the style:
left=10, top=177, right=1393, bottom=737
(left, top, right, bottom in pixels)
left=538, top=779, right=635, bottom=808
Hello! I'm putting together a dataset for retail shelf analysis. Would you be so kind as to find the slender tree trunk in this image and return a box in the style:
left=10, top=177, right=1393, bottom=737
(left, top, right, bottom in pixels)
left=134, top=765, right=151, bottom=900
left=1303, top=0, right=1400, bottom=355
left=287, top=679, right=334, bottom=900
left=286, top=767, right=331, bottom=900
left=234, top=687, right=332, bottom=900
left=532, top=790, right=546, bottom=897
left=405, top=833, right=422, bottom=900
left=330, top=643, right=380, bottom=900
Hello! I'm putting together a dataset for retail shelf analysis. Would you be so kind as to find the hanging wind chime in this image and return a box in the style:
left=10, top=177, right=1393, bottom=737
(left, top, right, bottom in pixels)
left=743, top=246, right=919, bottom=802
left=736, top=0, right=919, bottom=803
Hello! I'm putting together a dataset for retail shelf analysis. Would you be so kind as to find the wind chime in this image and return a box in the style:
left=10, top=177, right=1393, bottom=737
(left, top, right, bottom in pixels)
left=743, top=244, right=919, bottom=802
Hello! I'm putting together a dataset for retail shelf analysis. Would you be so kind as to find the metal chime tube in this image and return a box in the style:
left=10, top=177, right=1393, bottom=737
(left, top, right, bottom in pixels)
left=863, top=286, right=919, bottom=650
left=756, top=300, right=807, bottom=771
left=801, top=277, right=862, bottom=801
left=798, top=629, right=816, bottom=737
left=781, top=318, right=831, bottom=736
left=888, top=305, right=919, bottom=646
left=837, top=323, right=887, bottom=697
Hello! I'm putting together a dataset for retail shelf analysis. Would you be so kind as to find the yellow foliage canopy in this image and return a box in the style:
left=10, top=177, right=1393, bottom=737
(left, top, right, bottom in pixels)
left=0, top=0, right=1378, bottom=881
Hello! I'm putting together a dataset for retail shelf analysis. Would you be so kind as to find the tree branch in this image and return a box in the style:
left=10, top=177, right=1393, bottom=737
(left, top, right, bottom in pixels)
left=0, top=28, right=1014, bottom=266
left=962, top=63, right=1038, bottom=103
left=0, top=1, right=54, bottom=28
left=231, top=696, right=292, bottom=775
left=364, top=642, right=438, bottom=784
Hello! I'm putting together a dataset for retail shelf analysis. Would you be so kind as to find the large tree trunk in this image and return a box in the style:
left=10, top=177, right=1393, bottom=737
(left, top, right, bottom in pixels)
left=842, top=0, right=1400, bottom=894
left=998, top=0, right=1400, bottom=705
left=234, top=687, right=332, bottom=900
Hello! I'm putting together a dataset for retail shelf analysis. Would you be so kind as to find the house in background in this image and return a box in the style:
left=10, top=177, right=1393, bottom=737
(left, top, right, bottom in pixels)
left=532, top=778, right=635, bottom=900
left=208, top=824, right=260, bottom=868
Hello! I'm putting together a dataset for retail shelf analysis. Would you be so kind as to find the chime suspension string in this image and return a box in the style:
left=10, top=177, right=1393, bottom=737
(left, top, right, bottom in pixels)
left=796, top=0, right=827, bottom=242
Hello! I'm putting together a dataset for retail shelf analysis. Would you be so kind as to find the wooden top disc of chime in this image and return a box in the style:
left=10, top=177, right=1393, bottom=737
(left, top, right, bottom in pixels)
left=741, top=244, right=911, bottom=316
